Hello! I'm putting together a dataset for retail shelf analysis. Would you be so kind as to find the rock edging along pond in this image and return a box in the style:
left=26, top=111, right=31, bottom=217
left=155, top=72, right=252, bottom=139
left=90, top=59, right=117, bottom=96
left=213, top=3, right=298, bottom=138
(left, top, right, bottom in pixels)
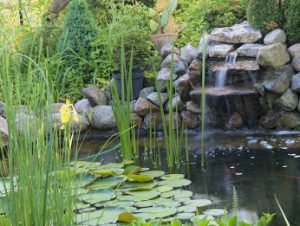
left=1, top=21, right=300, bottom=136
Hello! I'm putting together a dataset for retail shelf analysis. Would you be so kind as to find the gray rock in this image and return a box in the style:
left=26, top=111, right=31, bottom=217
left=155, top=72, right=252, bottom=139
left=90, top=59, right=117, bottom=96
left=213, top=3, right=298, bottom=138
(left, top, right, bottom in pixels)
left=49, top=103, right=65, bottom=114
left=158, top=68, right=177, bottom=81
left=52, top=113, right=89, bottom=132
left=280, top=112, right=300, bottom=129
left=292, top=56, right=300, bottom=72
left=181, top=111, right=200, bottom=129
left=91, top=106, right=116, bottom=130
left=146, top=92, right=168, bottom=107
left=291, top=73, right=300, bottom=93
left=75, top=99, right=92, bottom=118
left=130, top=100, right=137, bottom=113
left=0, top=116, right=8, bottom=146
left=257, top=43, right=290, bottom=69
left=161, top=54, right=180, bottom=68
left=298, top=101, right=300, bottom=113
left=264, top=29, right=287, bottom=45
left=139, top=87, right=155, bottom=99
left=287, top=44, right=300, bottom=58
left=226, top=112, right=243, bottom=129
left=254, top=83, right=265, bottom=96
left=237, top=44, right=264, bottom=57
left=186, top=101, right=201, bottom=114
left=197, top=35, right=211, bottom=58
left=164, top=94, right=183, bottom=112
left=143, top=112, right=162, bottom=130
left=263, top=65, right=294, bottom=94
left=82, top=85, right=107, bottom=106
left=134, top=97, right=159, bottom=117
left=174, top=73, right=191, bottom=102
left=275, top=89, right=298, bottom=111
left=130, top=113, right=143, bottom=127
left=259, top=111, right=281, bottom=129
left=173, top=60, right=187, bottom=75
left=15, top=112, right=35, bottom=133
left=166, top=112, right=182, bottom=128
left=180, top=44, right=198, bottom=64
left=208, top=44, right=234, bottom=58
left=160, top=44, right=180, bottom=59
left=210, top=21, right=262, bottom=44
left=188, top=58, right=202, bottom=85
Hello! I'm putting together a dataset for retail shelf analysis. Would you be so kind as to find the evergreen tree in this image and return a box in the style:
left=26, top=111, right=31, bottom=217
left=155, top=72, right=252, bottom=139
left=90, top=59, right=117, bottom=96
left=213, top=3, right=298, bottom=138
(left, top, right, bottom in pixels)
left=284, top=0, right=300, bottom=43
left=58, top=0, right=98, bottom=71
left=247, top=0, right=283, bottom=33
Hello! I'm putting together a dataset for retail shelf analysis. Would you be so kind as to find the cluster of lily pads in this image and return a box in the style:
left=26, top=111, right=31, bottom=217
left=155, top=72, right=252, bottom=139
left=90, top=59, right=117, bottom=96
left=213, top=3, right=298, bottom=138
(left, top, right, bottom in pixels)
left=72, top=160, right=227, bottom=225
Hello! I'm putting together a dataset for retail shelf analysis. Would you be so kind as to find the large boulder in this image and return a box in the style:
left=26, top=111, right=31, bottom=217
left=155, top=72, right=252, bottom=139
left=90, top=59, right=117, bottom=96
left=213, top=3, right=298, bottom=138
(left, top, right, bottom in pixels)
left=186, top=101, right=201, bottom=114
left=82, top=85, right=107, bottom=106
left=51, top=113, right=89, bottom=132
left=197, top=35, right=211, bottom=58
left=180, top=44, right=197, bottom=64
left=287, top=44, right=300, bottom=58
left=210, top=21, right=262, bottom=44
left=259, top=111, right=281, bottom=130
left=208, top=44, right=234, bottom=58
left=139, top=87, right=155, bottom=99
left=291, top=73, right=300, bottom=93
left=146, top=92, right=168, bottom=107
left=160, top=44, right=180, bottom=59
left=280, top=112, right=300, bottom=129
left=263, top=65, right=294, bottom=94
left=181, top=111, right=200, bottom=129
left=75, top=99, right=92, bottom=118
left=0, top=116, right=8, bottom=146
left=237, top=44, right=264, bottom=57
left=143, top=112, right=162, bottom=130
left=275, top=89, right=298, bottom=111
left=49, top=103, right=65, bottom=114
left=263, top=29, right=287, bottom=45
left=257, top=43, right=290, bottom=69
left=134, top=97, right=159, bottom=117
left=291, top=56, right=300, bottom=72
left=91, top=106, right=116, bottom=130
left=157, top=68, right=177, bottom=81
left=164, top=94, right=183, bottom=112
left=187, top=58, right=202, bottom=85
left=173, top=74, right=192, bottom=102
left=161, top=54, right=180, bottom=68
left=226, top=112, right=243, bottom=129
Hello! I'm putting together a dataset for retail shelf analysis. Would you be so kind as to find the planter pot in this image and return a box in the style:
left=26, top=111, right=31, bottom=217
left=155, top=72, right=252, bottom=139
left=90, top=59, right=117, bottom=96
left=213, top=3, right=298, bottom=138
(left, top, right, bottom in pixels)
left=112, top=69, right=144, bottom=100
left=151, top=33, right=178, bottom=52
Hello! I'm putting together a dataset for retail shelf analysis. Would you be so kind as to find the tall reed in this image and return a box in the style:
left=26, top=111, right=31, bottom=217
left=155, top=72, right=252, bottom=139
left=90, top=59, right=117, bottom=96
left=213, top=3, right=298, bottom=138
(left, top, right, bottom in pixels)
left=0, top=44, right=76, bottom=226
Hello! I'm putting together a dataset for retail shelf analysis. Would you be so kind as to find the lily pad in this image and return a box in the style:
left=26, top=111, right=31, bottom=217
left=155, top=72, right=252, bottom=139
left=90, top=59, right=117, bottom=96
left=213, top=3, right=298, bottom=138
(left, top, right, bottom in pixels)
left=118, top=212, right=137, bottom=223
left=98, top=162, right=124, bottom=169
left=184, top=199, right=212, bottom=207
left=203, top=209, right=227, bottom=216
left=78, top=189, right=116, bottom=204
left=161, top=189, right=193, bottom=199
left=84, top=176, right=123, bottom=189
left=122, top=159, right=135, bottom=165
left=124, top=165, right=141, bottom=175
left=95, top=200, right=135, bottom=209
left=155, top=186, right=173, bottom=193
left=135, top=206, right=177, bottom=218
left=89, top=168, right=124, bottom=176
left=140, top=170, right=165, bottom=178
left=175, top=212, right=195, bottom=220
left=135, top=198, right=180, bottom=208
left=177, top=205, right=197, bottom=213
left=161, top=174, right=185, bottom=180
left=192, top=214, right=215, bottom=222
left=126, top=174, right=153, bottom=182
left=125, top=190, right=161, bottom=200
left=158, top=179, right=191, bottom=188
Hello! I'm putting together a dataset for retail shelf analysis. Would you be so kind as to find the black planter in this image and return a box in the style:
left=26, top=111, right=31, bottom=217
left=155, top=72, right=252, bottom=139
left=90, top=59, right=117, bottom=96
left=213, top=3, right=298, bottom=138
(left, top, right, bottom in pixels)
left=112, top=69, right=144, bottom=100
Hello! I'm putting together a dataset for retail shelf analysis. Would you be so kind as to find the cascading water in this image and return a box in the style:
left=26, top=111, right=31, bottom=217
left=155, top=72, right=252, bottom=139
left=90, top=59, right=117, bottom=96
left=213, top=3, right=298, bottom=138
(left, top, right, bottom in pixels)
left=215, top=52, right=237, bottom=88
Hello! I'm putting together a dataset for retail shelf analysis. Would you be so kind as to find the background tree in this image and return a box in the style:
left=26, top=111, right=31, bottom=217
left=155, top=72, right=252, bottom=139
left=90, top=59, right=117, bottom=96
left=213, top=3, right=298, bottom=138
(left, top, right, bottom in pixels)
left=247, top=0, right=283, bottom=33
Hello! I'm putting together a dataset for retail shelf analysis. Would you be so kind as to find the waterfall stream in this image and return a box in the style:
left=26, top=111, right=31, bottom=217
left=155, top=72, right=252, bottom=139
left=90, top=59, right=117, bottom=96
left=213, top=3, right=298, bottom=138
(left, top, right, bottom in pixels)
left=215, top=52, right=237, bottom=88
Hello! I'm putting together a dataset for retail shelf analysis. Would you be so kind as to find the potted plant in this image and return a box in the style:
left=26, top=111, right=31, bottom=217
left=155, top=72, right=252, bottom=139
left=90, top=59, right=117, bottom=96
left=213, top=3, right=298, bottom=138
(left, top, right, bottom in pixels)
left=149, top=0, right=183, bottom=51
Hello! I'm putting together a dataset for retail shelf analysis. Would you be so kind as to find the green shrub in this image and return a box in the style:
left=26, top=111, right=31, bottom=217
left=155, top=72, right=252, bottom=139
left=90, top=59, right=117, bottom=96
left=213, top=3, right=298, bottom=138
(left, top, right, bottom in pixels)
left=284, top=0, right=300, bottom=44
left=176, top=0, right=247, bottom=47
left=247, top=0, right=283, bottom=33
left=57, top=0, right=98, bottom=84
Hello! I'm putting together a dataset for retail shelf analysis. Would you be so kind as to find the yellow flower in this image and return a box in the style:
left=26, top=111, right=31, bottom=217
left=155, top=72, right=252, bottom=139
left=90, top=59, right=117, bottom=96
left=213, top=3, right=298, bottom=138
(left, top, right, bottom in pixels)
left=60, top=99, right=79, bottom=129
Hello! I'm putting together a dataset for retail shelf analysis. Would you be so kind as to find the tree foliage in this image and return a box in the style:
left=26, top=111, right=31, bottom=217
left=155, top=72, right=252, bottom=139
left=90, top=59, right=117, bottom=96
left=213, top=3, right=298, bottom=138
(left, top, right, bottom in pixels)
left=247, top=0, right=283, bottom=33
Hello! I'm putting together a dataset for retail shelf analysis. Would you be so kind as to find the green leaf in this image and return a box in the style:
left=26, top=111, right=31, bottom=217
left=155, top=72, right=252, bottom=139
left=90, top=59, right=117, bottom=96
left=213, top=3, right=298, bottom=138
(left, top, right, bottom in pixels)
left=78, top=189, right=116, bottom=204
left=184, top=199, right=212, bottom=207
left=124, top=165, right=142, bottom=175
left=136, top=206, right=177, bottom=219
left=150, top=20, right=159, bottom=33
left=158, top=179, right=191, bottom=188
left=84, top=176, right=123, bottom=189
left=168, top=0, right=178, bottom=14
left=126, top=174, right=153, bottom=182
left=89, top=168, right=124, bottom=176
left=140, top=170, right=165, bottom=178
left=161, top=174, right=185, bottom=180
left=161, top=8, right=169, bottom=27
left=118, top=212, right=138, bottom=223
left=203, top=209, right=227, bottom=217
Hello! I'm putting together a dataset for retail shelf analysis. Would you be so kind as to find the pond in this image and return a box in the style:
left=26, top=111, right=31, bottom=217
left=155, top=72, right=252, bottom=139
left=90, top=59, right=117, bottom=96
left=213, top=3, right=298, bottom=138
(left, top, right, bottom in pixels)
left=78, top=130, right=300, bottom=225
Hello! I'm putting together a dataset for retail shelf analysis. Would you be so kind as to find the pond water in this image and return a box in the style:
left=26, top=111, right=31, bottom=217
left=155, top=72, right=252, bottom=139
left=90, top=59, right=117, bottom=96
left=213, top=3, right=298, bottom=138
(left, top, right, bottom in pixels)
left=78, top=130, right=300, bottom=225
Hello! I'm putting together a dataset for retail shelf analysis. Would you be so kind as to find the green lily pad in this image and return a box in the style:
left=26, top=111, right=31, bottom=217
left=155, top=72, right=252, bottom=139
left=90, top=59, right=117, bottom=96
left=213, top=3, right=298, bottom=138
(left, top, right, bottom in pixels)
left=122, top=182, right=158, bottom=190
left=75, top=202, right=90, bottom=210
left=126, top=174, right=153, bottom=182
left=161, top=189, right=193, bottom=199
left=175, top=197, right=192, bottom=203
left=155, top=186, right=173, bottom=193
left=89, top=168, right=124, bottom=176
left=135, top=207, right=177, bottom=218
left=118, top=212, right=138, bottom=223
left=122, top=159, right=135, bottom=165
left=125, top=190, right=160, bottom=200
left=140, top=170, right=165, bottom=178
left=184, top=199, right=212, bottom=207
left=76, top=207, right=125, bottom=224
left=124, top=165, right=141, bottom=175
left=84, top=176, right=123, bottom=189
left=158, top=179, right=191, bottom=188
left=177, top=205, right=197, bottom=213
left=161, top=174, right=185, bottom=180
left=175, top=212, right=195, bottom=220
left=192, top=214, right=215, bottom=222
left=203, top=209, right=227, bottom=216
left=98, top=162, right=124, bottom=169
left=71, top=161, right=101, bottom=170
left=95, top=200, right=135, bottom=209
left=135, top=198, right=180, bottom=208
left=78, top=189, right=116, bottom=204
